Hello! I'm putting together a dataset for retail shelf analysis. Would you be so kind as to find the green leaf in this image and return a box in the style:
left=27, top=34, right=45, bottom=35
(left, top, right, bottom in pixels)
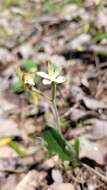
left=11, top=80, right=23, bottom=94
left=94, top=32, right=107, bottom=43
left=42, top=126, right=72, bottom=161
left=74, top=138, right=80, bottom=156
left=4, top=0, right=12, bottom=6
left=63, top=0, right=81, bottom=5
left=3, top=0, right=22, bottom=7
left=44, top=2, right=55, bottom=13
left=22, top=59, right=37, bottom=72
left=9, top=141, right=26, bottom=157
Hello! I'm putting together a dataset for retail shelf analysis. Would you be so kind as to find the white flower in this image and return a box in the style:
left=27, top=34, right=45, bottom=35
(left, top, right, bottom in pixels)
left=37, top=64, right=65, bottom=85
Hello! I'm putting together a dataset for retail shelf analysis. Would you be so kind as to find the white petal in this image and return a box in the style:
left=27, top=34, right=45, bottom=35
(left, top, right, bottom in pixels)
left=42, top=79, right=51, bottom=85
left=54, top=70, right=60, bottom=78
left=55, top=76, right=65, bottom=83
left=37, top=72, right=49, bottom=79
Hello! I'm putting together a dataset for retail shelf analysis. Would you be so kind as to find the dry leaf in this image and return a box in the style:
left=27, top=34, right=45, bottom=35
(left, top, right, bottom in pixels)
left=83, top=97, right=107, bottom=110
left=79, top=135, right=107, bottom=165
left=70, top=34, right=91, bottom=50
left=1, top=174, right=17, bottom=190
left=15, top=170, right=45, bottom=190
left=19, top=44, right=33, bottom=59
left=87, top=119, right=107, bottom=140
left=0, top=48, right=14, bottom=65
left=52, top=169, right=63, bottom=183
left=48, top=183, right=75, bottom=190
left=0, top=145, right=18, bottom=158
left=0, top=119, right=20, bottom=137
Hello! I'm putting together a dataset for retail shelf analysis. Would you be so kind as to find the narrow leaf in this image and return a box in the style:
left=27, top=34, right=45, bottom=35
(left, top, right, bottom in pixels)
left=42, top=126, right=71, bottom=161
left=94, top=32, right=107, bottom=43
left=9, top=141, right=26, bottom=157
left=74, top=138, right=80, bottom=156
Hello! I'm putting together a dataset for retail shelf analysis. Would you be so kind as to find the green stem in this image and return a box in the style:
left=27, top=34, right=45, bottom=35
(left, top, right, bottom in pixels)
left=51, top=82, right=61, bottom=133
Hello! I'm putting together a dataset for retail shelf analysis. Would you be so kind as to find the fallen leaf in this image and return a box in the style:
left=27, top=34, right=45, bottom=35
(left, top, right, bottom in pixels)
left=15, top=170, right=45, bottom=190
left=52, top=169, right=63, bottom=183
left=79, top=135, right=107, bottom=165
left=0, top=145, right=18, bottom=158
left=83, top=97, right=107, bottom=110
left=0, top=96, right=16, bottom=111
left=1, top=174, right=17, bottom=190
left=66, top=107, right=97, bottom=122
left=47, top=183, right=75, bottom=190
left=86, top=119, right=107, bottom=140
left=0, top=48, right=14, bottom=66
left=0, top=119, right=20, bottom=137
left=97, top=10, right=107, bottom=28
left=69, top=33, right=91, bottom=50
left=19, top=44, right=33, bottom=59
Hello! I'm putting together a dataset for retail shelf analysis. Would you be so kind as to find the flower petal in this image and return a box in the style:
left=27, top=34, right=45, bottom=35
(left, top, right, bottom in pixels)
left=42, top=79, right=51, bottom=85
left=54, top=70, right=60, bottom=78
left=55, top=76, right=65, bottom=83
left=37, top=72, right=49, bottom=79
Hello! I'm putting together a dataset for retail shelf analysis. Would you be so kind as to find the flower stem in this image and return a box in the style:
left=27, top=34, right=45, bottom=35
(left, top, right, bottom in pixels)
left=51, top=82, right=61, bottom=133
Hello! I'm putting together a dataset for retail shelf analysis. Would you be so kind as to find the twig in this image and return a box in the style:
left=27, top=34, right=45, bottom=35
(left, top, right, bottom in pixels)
left=0, top=168, right=27, bottom=174
left=82, top=163, right=107, bottom=184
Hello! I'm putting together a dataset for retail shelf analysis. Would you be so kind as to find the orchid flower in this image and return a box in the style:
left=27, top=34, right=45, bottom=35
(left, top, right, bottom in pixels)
left=37, top=63, right=65, bottom=85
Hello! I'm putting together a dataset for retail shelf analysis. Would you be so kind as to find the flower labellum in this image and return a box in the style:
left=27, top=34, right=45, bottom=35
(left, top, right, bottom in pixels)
left=23, top=73, right=35, bottom=86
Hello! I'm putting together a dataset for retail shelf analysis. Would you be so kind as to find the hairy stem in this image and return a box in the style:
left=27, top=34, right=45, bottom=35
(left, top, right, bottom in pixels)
left=51, top=82, right=61, bottom=133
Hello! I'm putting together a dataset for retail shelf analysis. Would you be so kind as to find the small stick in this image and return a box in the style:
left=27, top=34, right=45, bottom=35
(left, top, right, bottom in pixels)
left=82, top=163, right=107, bottom=184
left=0, top=168, right=26, bottom=174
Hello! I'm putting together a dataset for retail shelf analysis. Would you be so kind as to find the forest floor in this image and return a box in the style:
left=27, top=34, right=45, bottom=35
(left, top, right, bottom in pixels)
left=0, top=0, right=107, bottom=189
